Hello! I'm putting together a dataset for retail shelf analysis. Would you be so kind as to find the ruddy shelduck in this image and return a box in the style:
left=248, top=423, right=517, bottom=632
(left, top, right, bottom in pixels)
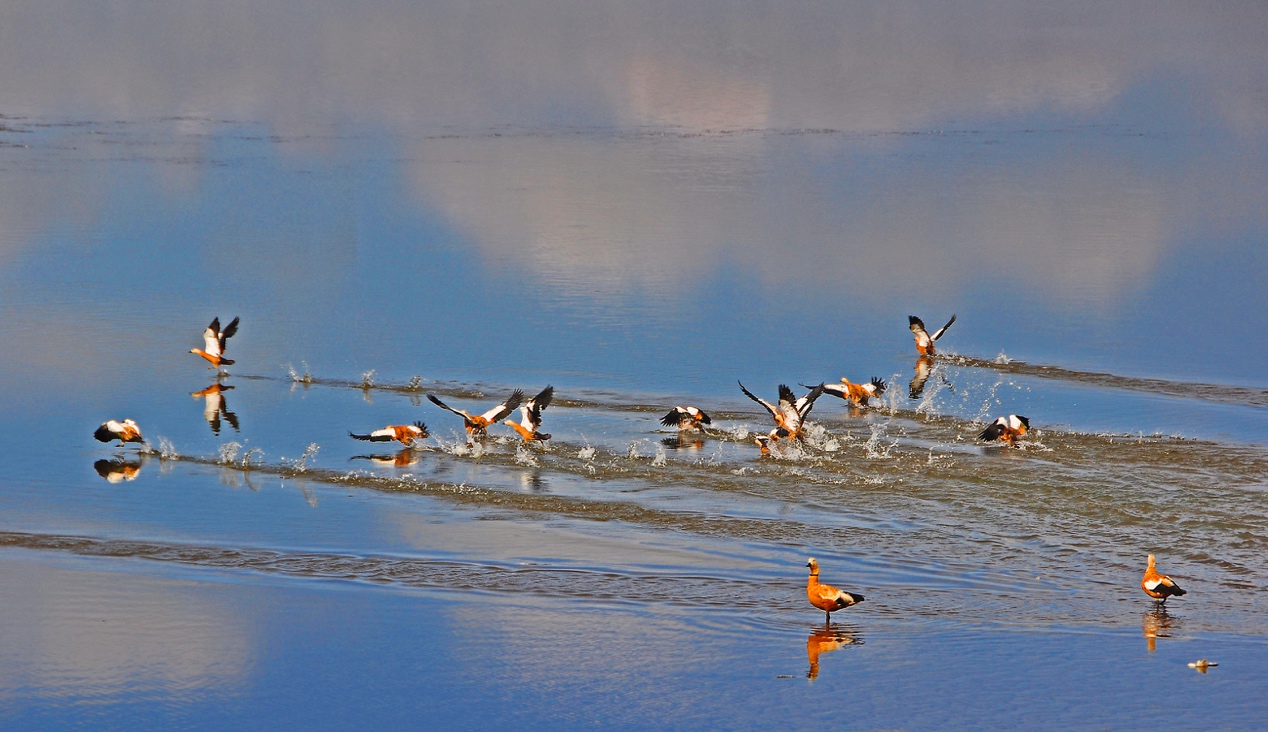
left=909, top=314, right=955, bottom=356
left=349, top=421, right=429, bottom=447
left=754, top=427, right=790, bottom=456
left=806, top=558, right=865, bottom=621
left=660, top=406, right=712, bottom=431
left=1141, top=554, right=1187, bottom=603
left=428, top=390, right=523, bottom=438
left=978, top=414, right=1030, bottom=446
left=94, top=419, right=144, bottom=445
left=190, top=316, right=240, bottom=369
left=504, top=386, right=554, bottom=442
left=820, top=376, right=886, bottom=407
left=806, top=626, right=859, bottom=680
left=738, top=382, right=823, bottom=440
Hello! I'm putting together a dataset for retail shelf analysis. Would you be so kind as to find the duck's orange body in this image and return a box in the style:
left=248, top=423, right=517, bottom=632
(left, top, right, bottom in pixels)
left=1141, top=554, right=1187, bottom=602
left=428, top=390, right=524, bottom=438
left=979, top=415, right=1030, bottom=446
left=190, top=316, right=239, bottom=369
left=909, top=314, right=956, bottom=356
left=504, top=386, right=554, bottom=442
left=349, top=422, right=429, bottom=447
left=822, top=377, right=886, bottom=407
left=806, top=558, right=865, bottom=621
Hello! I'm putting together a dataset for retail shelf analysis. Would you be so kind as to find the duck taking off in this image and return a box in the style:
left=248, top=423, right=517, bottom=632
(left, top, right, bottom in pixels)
left=978, top=414, right=1030, bottom=446
left=738, top=382, right=823, bottom=440
left=908, top=314, right=955, bottom=356
left=349, top=421, right=429, bottom=447
left=505, top=386, right=554, bottom=442
left=94, top=419, right=144, bottom=445
left=190, top=316, right=240, bottom=369
left=820, top=376, right=887, bottom=408
left=660, top=406, right=712, bottom=431
left=428, top=390, right=523, bottom=439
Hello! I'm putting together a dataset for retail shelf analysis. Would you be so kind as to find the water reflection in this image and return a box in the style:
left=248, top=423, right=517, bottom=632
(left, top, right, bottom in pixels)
left=93, top=455, right=150, bottom=483
left=191, top=381, right=240, bottom=435
left=909, top=355, right=935, bottom=400
left=351, top=448, right=422, bottom=469
left=806, top=623, right=862, bottom=681
left=1142, top=606, right=1179, bottom=653
left=661, top=434, right=705, bottom=452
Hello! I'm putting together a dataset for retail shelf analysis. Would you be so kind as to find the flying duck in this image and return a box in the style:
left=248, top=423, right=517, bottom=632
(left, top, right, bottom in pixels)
left=909, top=314, right=955, bottom=356
left=94, top=419, right=144, bottom=445
left=1141, top=554, right=1187, bottom=603
left=190, top=316, right=240, bottom=369
left=504, top=386, right=554, bottom=442
left=738, top=381, right=824, bottom=440
left=428, top=390, right=523, bottom=438
left=660, top=406, right=712, bottom=431
left=349, top=421, right=429, bottom=447
left=806, top=558, right=865, bottom=622
left=819, top=376, right=887, bottom=407
left=978, top=414, right=1030, bottom=446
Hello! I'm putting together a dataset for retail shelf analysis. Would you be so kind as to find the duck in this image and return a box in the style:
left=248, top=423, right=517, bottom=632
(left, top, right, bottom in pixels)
left=806, top=558, right=865, bottom=622
left=349, top=421, right=429, bottom=447
left=190, top=316, right=240, bottom=370
left=909, top=314, right=956, bottom=356
left=191, top=382, right=239, bottom=435
left=738, top=382, right=824, bottom=440
left=504, top=386, right=554, bottom=442
left=978, top=414, right=1030, bottom=446
left=428, top=390, right=523, bottom=439
left=1141, top=554, right=1187, bottom=603
left=819, top=376, right=886, bottom=408
left=94, top=419, right=145, bottom=445
left=660, top=406, right=712, bottom=431
left=753, top=427, right=790, bottom=456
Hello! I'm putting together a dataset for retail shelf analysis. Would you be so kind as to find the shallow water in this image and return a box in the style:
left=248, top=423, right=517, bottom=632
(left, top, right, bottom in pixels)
left=1, top=1, right=1267, bottom=729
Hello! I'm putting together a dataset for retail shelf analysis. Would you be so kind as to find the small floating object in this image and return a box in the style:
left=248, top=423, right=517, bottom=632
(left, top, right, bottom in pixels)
left=1188, top=659, right=1217, bottom=672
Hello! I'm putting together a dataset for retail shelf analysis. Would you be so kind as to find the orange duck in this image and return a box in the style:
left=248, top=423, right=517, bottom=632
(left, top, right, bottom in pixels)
left=806, top=558, right=865, bottom=622
left=1141, top=554, right=1187, bottom=603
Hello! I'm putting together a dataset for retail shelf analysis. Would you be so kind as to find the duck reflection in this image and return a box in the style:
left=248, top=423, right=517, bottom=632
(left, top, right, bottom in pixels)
left=909, top=355, right=934, bottom=400
left=1142, top=606, right=1178, bottom=653
left=806, top=623, right=862, bottom=680
left=351, top=448, right=421, bottom=468
left=191, top=382, right=239, bottom=435
left=661, top=433, right=705, bottom=452
left=93, top=455, right=150, bottom=483
left=518, top=471, right=547, bottom=492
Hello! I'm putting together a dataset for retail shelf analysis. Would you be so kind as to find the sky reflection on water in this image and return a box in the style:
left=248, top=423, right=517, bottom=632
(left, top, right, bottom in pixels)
left=1, top=2, right=1267, bottom=728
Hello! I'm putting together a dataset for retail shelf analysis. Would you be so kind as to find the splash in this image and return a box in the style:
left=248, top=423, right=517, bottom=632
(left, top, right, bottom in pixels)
left=361, top=370, right=376, bottom=389
left=994, top=351, right=1013, bottom=365
left=651, top=444, right=668, bottom=467
left=218, top=442, right=242, bottom=464
left=514, top=444, right=540, bottom=467
left=864, top=424, right=897, bottom=459
left=156, top=437, right=179, bottom=460
left=286, top=362, right=313, bottom=384
left=406, top=375, right=423, bottom=391
left=283, top=443, right=320, bottom=472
